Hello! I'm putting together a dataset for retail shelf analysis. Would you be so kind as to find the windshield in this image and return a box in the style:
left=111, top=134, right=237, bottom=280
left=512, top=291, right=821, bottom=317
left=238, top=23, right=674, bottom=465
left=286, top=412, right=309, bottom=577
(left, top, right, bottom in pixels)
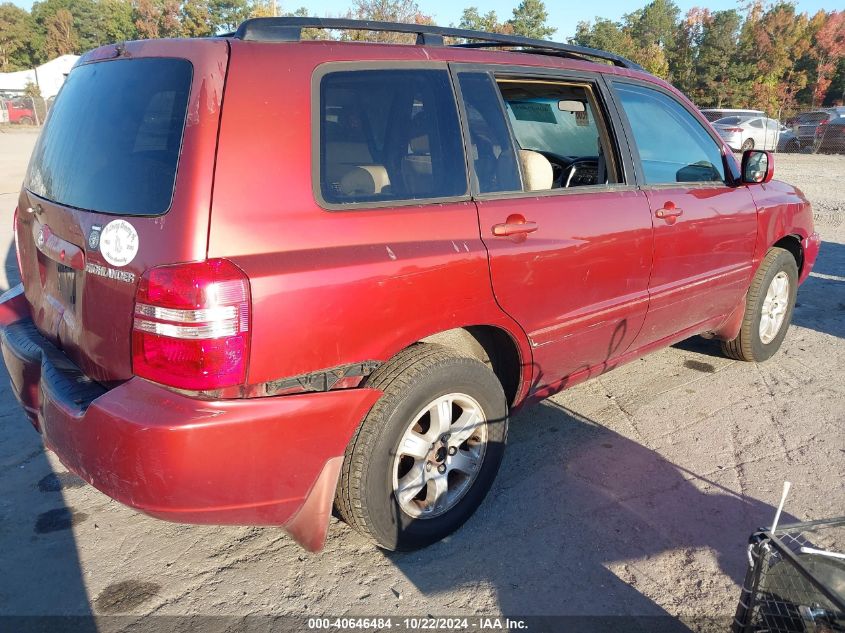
left=504, top=97, right=601, bottom=158
left=26, top=57, right=192, bottom=216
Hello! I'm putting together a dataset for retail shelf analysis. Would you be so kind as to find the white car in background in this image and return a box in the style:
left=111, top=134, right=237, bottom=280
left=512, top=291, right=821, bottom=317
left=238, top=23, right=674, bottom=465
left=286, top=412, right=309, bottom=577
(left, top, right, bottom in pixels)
left=712, top=116, right=782, bottom=151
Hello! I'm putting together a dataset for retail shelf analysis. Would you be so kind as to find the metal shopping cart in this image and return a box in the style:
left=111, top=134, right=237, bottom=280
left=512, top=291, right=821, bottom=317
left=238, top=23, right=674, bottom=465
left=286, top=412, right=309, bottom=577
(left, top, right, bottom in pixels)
left=733, top=517, right=845, bottom=633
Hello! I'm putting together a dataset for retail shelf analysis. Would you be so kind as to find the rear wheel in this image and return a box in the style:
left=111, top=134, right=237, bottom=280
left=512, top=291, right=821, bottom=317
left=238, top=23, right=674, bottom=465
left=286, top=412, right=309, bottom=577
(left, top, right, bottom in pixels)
left=741, top=138, right=755, bottom=151
left=18, top=116, right=34, bottom=126
left=335, top=344, right=508, bottom=551
left=785, top=139, right=800, bottom=153
left=721, top=247, right=798, bottom=362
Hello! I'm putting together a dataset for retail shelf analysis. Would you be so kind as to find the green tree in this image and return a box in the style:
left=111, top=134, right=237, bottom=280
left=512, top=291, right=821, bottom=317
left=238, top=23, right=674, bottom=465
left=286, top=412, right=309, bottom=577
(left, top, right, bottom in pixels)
left=344, top=0, right=433, bottom=43
left=95, top=0, right=137, bottom=44
left=741, top=1, right=811, bottom=114
left=207, top=0, right=250, bottom=33
left=507, top=0, right=554, bottom=40
left=45, top=8, right=78, bottom=56
left=181, top=0, right=212, bottom=37
left=571, top=18, right=637, bottom=59
left=570, top=17, right=666, bottom=76
left=458, top=7, right=511, bottom=34
left=670, top=7, right=709, bottom=95
left=0, top=3, right=35, bottom=70
left=694, top=9, right=744, bottom=107
left=624, top=0, right=679, bottom=49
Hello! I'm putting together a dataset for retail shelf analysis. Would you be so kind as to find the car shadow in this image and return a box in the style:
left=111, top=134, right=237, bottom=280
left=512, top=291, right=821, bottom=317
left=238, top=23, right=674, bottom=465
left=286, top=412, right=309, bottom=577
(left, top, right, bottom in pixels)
left=386, top=401, right=792, bottom=630
left=791, top=241, right=845, bottom=339
left=0, top=378, right=96, bottom=629
left=674, top=240, right=844, bottom=358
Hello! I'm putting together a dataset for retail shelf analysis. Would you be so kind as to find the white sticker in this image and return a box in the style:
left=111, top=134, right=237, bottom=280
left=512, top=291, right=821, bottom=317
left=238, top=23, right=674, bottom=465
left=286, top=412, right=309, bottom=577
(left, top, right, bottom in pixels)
left=99, top=219, right=139, bottom=267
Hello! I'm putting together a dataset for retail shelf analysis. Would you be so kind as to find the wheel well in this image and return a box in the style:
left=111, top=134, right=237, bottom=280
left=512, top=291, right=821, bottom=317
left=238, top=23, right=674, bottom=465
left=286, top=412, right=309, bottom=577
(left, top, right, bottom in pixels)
left=773, top=234, right=803, bottom=274
left=420, top=326, right=521, bottom=406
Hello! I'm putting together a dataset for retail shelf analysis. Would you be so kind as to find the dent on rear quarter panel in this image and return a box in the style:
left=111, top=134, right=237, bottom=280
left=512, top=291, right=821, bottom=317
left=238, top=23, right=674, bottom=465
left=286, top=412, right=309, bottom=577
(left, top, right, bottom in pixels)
left=208, top=41, right=533, bottom=394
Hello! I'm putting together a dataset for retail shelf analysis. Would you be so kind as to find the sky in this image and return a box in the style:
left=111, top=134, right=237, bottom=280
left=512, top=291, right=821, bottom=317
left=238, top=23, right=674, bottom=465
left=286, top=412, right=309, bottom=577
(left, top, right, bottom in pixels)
left=8, top=0, right=838, bottom=39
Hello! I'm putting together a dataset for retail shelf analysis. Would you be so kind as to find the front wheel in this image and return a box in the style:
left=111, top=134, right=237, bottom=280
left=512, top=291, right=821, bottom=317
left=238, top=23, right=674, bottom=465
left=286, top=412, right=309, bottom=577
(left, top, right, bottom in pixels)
left=722, top=247, right=798, bottom=362
left=335, top=344, right=508, bottom=551
left=741, top=138, right=755, bottom=151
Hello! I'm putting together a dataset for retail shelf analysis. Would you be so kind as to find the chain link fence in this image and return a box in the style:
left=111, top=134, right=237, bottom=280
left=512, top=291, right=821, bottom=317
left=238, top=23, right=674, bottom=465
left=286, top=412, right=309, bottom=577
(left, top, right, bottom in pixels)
left=701, top=107, right=845, bottom=155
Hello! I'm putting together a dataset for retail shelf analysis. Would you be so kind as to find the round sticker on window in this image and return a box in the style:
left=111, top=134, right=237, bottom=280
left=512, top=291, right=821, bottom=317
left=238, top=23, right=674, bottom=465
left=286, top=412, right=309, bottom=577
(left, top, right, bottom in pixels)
left=99, top=220, right=139, bottom=267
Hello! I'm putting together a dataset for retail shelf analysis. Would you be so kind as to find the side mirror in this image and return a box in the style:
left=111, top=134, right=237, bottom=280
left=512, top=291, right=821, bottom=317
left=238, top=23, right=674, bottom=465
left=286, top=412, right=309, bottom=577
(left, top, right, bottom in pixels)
left=741, top=150, right=774, bottom=184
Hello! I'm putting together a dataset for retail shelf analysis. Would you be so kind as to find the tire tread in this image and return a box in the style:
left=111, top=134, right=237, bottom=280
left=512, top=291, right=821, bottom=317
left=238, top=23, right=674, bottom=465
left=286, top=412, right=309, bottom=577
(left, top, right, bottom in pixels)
left=335, top=344, right=475, bottom=544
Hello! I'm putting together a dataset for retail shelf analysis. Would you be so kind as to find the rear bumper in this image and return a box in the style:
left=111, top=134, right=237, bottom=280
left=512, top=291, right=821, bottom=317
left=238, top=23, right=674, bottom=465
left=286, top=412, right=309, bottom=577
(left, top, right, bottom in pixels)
left=0, top=285, right=380, bottom=551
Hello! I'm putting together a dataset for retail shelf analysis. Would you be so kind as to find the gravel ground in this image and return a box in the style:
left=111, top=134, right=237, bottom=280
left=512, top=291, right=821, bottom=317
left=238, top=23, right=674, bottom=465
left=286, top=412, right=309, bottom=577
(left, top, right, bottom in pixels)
left=0, top=127, right=843, bottom=630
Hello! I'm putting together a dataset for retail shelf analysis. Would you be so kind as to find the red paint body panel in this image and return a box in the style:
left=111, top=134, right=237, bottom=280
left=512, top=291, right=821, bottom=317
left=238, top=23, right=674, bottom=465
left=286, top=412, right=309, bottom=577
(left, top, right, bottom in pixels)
left=209, top=42, right=534, bottom=395
left=475, top=190, right=653, bottom=388
left=637, top=185, right=758, bottom=346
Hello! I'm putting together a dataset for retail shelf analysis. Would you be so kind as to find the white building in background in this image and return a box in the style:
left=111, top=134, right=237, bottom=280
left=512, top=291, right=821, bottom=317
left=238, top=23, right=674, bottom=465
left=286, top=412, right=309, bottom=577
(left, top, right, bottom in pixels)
left=0, top=55, right=80, bottom=99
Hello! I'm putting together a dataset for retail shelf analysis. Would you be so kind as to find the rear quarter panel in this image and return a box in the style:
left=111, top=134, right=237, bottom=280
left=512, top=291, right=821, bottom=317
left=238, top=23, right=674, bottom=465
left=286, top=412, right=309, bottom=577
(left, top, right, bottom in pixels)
left=209, top=42, right=532, bottom=400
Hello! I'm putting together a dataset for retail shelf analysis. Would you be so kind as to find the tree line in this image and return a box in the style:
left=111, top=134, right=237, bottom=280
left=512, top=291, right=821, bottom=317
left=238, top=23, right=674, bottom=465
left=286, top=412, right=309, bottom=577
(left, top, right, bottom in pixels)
left=570, top=0, right=844, bottom=115
left=1, top=0, right=842, bottom=115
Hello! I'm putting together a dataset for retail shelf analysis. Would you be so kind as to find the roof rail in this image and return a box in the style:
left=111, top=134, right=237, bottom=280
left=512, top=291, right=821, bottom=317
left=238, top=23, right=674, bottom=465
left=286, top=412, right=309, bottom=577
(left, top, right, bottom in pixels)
left=232, top=17, right=644, bottom=71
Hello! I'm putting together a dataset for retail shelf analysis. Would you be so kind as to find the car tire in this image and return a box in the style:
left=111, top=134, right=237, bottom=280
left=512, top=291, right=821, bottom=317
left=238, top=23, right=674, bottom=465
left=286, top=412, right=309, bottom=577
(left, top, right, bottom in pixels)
left=741, top=138, right=755, bottom=151
left=335, top=343, right=508, bottom=551
left=785, top=140, right=799, bottom=153
left=721, top=247, right=798, bottom=362
left=18, top=116, right=34, bottom=125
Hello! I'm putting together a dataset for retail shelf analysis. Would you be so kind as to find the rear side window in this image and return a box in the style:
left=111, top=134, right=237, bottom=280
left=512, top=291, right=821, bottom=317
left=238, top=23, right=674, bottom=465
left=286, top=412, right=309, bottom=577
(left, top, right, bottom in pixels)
left=614, top=83, right=725, bottom=185
left=319, top=69, right=467, bottom=206
left=26, top=58, right=192, bottom=216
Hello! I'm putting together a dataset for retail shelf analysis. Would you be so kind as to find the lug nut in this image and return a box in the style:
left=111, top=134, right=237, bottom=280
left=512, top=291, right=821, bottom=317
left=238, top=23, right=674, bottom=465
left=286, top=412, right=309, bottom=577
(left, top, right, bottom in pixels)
left=438, top=464, right=447, bottom=474
left=448, top=446, right=457, bottom=456
left=441, top=434, right=450, bottom=443
left=425, top=463, right=432, bottom=472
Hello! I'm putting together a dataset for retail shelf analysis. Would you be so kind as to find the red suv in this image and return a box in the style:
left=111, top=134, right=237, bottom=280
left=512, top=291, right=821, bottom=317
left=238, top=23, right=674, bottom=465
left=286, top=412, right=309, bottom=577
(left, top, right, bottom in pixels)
left=0, top=18, right=820, bottom=552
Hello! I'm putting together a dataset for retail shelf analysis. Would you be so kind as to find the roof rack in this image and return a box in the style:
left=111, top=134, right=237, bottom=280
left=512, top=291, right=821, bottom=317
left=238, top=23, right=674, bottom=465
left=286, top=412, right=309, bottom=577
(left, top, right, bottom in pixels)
left=232, top=17, right=644, bottom=71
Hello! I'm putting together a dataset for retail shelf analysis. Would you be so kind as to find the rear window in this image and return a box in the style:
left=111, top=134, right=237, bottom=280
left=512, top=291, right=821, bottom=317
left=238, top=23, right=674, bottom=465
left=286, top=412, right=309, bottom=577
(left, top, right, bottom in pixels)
left=799, top=112, right=829, bottom=125
left=714, top=117, right=742, bottom=125
left=26, top=58, right=192, bottom=216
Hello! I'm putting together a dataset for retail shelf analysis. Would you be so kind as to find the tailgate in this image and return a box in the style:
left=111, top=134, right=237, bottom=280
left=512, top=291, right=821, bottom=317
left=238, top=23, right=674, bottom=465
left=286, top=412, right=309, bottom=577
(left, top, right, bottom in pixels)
left=13, top=39, right=229, bottom=385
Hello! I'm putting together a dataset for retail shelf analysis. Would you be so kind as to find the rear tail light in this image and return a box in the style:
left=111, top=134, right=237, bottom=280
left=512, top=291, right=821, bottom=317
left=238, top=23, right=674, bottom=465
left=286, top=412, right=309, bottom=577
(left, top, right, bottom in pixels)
left=726, top=127, right=743, bottom=133
left=132, top=258, right=251, bottom=391
left=815, top=120, right=828, bottom=137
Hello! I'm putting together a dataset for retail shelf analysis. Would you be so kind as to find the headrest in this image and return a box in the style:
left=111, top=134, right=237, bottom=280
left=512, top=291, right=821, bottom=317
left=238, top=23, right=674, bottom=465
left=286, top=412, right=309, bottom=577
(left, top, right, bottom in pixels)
left=518, top=150, right=553, bottom=191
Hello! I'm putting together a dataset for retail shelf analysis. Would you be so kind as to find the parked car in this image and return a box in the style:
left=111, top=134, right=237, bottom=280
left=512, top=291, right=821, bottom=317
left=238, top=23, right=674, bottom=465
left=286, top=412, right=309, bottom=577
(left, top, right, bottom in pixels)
left=0, top=100, right=8, bottom=124
left=813, top=110, right=845, bottom=154
left=4, top=98, right=36, bottom=125
left=794, top=107, right=845, bottom=151
left=712, top=115, right=782, bottom=151
left=0, top=18, right=820, bottom=553
left=700, top=107, right=765, bottom=123
left=777, top=127, right=801, bottom=153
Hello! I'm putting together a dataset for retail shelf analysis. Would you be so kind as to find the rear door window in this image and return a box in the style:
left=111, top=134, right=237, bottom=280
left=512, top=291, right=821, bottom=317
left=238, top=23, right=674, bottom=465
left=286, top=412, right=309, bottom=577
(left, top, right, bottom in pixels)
left=26, top=58, right=192, bottom=216
left=613, top=82, right=726, bottom=185
left=456, top=72, right=522, bottom=194
left=318, top=68, right=467, bottom=206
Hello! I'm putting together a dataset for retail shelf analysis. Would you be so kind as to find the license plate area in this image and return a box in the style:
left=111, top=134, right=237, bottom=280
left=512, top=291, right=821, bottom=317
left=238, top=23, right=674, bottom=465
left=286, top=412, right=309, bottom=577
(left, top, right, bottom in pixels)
left=56, top=263, right=77, bottom=308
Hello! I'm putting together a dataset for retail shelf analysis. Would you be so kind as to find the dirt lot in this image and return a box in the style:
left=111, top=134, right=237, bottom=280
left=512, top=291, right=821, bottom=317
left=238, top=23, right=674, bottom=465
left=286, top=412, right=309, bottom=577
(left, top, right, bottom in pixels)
left=0, top=127, right=843, bottom=630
